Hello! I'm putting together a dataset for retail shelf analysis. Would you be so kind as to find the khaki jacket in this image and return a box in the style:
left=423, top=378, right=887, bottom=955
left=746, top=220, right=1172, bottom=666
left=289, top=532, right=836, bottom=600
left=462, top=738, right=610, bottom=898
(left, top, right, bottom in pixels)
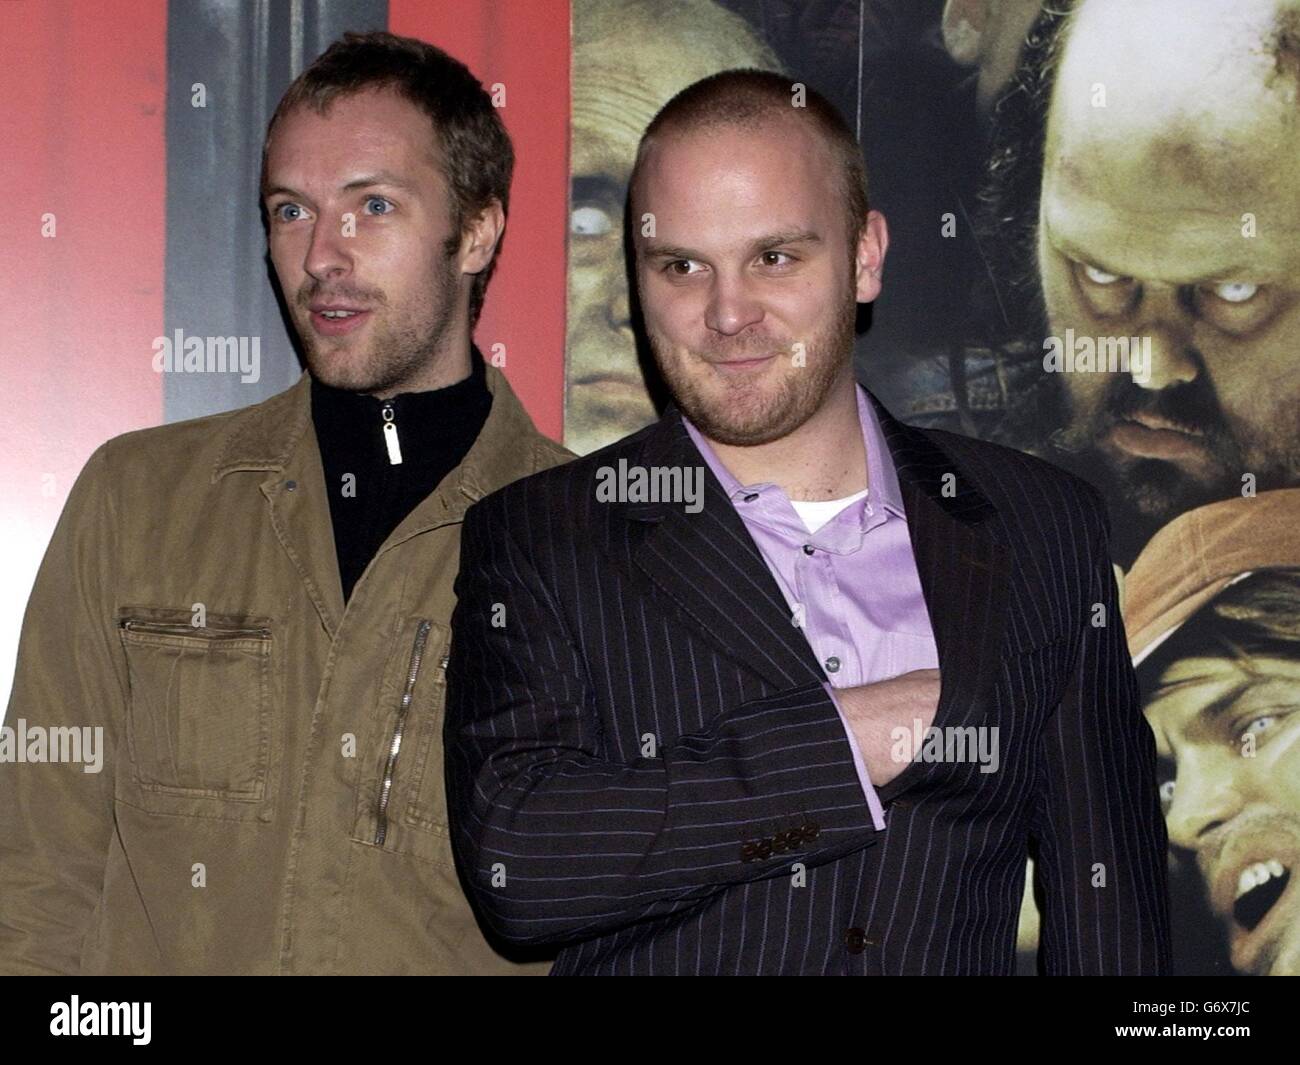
left=0, top=366, right=571, bottom=974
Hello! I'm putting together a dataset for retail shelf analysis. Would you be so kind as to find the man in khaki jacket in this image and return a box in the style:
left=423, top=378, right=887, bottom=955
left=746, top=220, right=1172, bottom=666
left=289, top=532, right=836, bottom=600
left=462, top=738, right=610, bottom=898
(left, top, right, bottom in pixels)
left=0, top=31, right=569, bottom=974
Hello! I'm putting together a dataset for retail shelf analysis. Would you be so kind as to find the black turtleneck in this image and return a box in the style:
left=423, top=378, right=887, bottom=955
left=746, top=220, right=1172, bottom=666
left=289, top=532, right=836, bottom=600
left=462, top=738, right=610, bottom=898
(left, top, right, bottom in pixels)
left=310, top=345, right=492, bottom=603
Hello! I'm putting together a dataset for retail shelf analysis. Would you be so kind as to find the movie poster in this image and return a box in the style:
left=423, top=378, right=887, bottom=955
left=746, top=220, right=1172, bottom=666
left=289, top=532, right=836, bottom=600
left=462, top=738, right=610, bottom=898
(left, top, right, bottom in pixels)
left=564, top=0, right=1300, bottom=977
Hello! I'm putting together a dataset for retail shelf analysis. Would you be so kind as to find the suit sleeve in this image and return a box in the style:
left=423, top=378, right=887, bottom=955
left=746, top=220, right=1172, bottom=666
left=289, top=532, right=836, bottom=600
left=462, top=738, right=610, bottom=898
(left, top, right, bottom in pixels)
left=445, top=492, right=880, bottom=949
left=823, top=682, right=887, bottom=830
left=1030, top=489, right=1171, bottom=975
left=0, top=445, right=123, bottom=974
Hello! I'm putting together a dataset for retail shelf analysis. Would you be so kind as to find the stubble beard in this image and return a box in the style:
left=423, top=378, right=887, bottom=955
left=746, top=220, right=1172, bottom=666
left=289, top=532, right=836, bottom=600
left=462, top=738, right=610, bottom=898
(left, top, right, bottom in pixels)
left=300, top=249, right=460, bottom=395
left=1055, top=379, right=1300, bottom=529
left=648, top=292, right=858, bottom=447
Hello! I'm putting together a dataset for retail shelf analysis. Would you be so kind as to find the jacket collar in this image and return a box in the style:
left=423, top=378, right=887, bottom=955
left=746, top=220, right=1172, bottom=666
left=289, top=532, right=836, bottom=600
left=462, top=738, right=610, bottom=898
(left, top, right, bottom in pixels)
left=212, top=359, right=545, bottom=510
left=210, top=360, right=553, bottom=638
left=211, top=373, right=312, bottom=483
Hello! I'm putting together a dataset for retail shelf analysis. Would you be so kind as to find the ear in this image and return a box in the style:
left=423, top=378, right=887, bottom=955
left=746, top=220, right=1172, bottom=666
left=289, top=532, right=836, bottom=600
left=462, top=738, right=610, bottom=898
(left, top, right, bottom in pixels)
left=941, top=0, right=992, bottom=65
left=854, top=209, right=889, bottom=304
left=458, top=198, right=506, bottom=275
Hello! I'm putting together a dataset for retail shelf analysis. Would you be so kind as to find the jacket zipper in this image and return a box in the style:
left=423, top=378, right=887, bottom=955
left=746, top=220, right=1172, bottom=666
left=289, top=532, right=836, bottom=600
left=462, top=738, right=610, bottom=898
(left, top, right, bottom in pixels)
left=121, top=619, right=270, bottom=639
left=381, top=400, right=403, bottom=465
left=375, top=619, right=431, bottom=845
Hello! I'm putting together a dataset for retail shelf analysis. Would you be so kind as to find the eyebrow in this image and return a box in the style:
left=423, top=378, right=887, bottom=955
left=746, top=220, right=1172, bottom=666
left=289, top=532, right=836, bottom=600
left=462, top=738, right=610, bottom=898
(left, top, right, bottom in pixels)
left=1049, top=231, right=1258, bottom=286
left=1047, top=233, right=1127, bottom=278
left=1158, top=681, right=1253, bottom=743
left=571, top=174, right=626, bottom=207
left=642, top=228, right=822, bottom=262
left=262, top=171, right=418, bottom=201
left=1142, top=677, right=1232, bottom=746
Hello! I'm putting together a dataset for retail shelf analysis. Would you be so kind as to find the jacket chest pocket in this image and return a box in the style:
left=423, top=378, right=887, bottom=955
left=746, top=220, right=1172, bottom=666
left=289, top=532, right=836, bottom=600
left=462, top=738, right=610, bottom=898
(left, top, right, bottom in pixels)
left=117, top=607, right=276, bottom=821
left=358, top=616, right=454, bottom=867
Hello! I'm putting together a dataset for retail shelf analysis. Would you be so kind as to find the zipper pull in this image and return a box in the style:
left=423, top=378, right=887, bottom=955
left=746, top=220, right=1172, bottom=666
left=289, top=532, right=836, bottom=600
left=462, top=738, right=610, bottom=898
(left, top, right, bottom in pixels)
left=381, top=401, right=403, bottom=465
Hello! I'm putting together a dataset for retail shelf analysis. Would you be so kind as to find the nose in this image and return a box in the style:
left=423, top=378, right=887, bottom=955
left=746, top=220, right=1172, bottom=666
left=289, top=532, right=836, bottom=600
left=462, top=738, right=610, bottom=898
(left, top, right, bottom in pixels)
left=605, top=280, right=631, bottom=333
left=1132, top=287, right=1200, bottom=390
left=704, top=272, right=764, bottom=336
left=304, top=211, right=354, bottom=284
left=1137, top=327, right=1201, bottom=390
left=1164, top=749, right=1242, bottom=853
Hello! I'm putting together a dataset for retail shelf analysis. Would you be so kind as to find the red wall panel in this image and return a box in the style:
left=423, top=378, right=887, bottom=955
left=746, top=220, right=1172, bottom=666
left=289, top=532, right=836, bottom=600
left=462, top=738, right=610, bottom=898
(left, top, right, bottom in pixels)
left=390, top=0, right=570, bottom=440
left=0, top=0, right=167, bottom=698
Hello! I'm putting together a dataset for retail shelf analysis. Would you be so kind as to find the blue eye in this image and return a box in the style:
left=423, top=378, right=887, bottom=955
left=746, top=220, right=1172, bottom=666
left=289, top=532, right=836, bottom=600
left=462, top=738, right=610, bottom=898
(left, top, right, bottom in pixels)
left=365, top=196, right=393, bottom=215
left=1242, top=714, right=1277, bottom=737
left=274, top=203, right=303, bottom=222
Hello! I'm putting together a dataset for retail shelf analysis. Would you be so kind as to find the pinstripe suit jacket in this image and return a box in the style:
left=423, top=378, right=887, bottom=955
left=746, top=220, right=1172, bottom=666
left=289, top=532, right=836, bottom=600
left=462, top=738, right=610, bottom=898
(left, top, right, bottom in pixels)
left=444, top=390, right=1171, bottom=975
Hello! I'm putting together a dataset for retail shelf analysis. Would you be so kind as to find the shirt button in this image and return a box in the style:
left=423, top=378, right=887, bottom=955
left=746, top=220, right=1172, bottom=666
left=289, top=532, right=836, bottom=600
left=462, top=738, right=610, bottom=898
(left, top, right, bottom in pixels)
left=743, top=492, right=759, bottom=503
left=802, top=544, right=815, bottom=555
left=825, top=656, right=840, bottom=673
left=285, top=480, right=297, bottom=492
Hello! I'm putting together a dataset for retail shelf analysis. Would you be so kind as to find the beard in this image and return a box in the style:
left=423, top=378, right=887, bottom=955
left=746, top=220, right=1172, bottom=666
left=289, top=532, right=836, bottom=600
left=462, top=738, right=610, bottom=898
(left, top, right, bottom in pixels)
left=1053, top=371, right=1300, bottom=529
left=297, top=248, right=459, bottom=395
left=646, top=290, right=858, bottom=447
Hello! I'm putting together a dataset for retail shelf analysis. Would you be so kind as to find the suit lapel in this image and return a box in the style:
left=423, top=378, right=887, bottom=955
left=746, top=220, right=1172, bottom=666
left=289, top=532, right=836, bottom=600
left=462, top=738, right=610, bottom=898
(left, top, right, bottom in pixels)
left=870, top=395, right=1011, bottom=803
left=602, top=408, right=826, bottom=692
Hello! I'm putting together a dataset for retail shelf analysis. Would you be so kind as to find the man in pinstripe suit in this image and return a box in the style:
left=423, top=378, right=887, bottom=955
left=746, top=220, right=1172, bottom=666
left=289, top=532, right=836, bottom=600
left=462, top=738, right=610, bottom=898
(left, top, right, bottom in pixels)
left=445, top=70, right=1170, bottom=975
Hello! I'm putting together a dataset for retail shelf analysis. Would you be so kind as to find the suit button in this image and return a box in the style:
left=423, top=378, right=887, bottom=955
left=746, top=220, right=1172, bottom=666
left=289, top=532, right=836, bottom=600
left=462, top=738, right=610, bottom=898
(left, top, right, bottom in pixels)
left=801, top=822, right=820, bottom=842
left=740, top=842, right=757, bottom=863
left=757, top=838, right=773, bottom=859
left=845, top=926, right=867, bottom=954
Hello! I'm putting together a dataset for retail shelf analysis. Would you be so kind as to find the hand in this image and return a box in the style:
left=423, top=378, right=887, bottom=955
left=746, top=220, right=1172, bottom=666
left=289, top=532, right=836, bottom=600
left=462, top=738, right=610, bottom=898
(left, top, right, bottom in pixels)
left=834, top=669, right=941, bottom=787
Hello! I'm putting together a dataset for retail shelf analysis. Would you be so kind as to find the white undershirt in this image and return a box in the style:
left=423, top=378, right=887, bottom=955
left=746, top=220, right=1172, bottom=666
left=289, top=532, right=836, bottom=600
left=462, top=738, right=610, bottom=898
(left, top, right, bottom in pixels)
left=788, top=488, right=870, bottom=534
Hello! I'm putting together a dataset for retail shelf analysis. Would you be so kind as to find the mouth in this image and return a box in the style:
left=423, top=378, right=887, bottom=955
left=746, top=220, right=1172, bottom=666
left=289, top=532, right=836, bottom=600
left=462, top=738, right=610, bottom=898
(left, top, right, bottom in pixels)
left=571, top=372, right=655, bottom=407
left=569, top=373, right=656, bottom=427
left=308, top=306, right=371, bottom=337
left=709, top=354, right=776, bottom=375
left=1212, top=846, right=1296, bottom=974
left=1107, top=412, right=1208, bottom=462
left=573, top=371, right=645, bottom=390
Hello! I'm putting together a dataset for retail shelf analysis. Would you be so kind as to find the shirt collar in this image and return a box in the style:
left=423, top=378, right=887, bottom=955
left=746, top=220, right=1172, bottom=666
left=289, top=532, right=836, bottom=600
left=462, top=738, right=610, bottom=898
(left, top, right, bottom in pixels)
left=681, top=383, right=907, bottom=520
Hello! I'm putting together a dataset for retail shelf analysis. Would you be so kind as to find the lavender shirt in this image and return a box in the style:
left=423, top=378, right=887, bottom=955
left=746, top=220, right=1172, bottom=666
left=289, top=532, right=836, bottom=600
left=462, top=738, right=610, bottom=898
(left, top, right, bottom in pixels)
left=682, top=385, right=939, bottom=831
